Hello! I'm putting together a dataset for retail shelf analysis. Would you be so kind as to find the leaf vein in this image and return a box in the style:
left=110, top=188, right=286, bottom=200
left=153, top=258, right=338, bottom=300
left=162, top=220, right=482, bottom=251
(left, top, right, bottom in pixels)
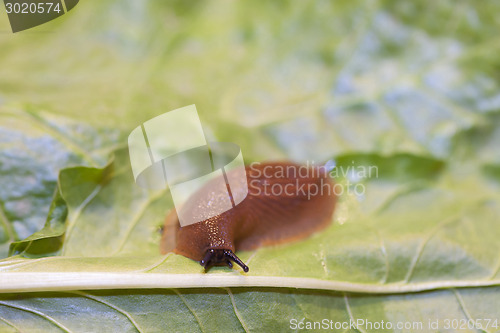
left=343, top=294, right=366, bottom=333
left=135, top=253, right=173, bottom=273
left=68, top=291, right=144, bottom=333
left=452, top=289, right=489, bottom=333
left=112, top=190, right=165, bottom=255
left=0, top=314, right=23, bottom=333
left=0, top=204, right=17, bottom=242
left=21, top=110, right=99, bottom=167
left=224, top=288, right=250, bottom=333
left=404, top=214, right=461, bottom=283
left=173, top=289, right=206, bottom=333
left=61, top=184, right=102, bottom=255
left=0, top=300, right=73, bottom=333
left=489, top=256, right=500, bottom=280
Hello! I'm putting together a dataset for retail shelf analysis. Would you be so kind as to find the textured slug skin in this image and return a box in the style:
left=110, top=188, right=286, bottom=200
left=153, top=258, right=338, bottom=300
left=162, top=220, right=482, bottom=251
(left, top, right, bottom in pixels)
left=160, top=162, right=337, bottom=261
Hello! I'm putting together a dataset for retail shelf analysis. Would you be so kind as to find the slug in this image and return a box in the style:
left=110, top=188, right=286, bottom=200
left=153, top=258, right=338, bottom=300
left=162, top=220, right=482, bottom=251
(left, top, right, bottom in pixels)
left=160, top=161, right=337, bottom=272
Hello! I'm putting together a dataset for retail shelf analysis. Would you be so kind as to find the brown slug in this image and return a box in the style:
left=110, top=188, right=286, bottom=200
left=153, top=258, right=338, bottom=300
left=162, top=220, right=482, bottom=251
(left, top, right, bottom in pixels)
left=160, top=161, right=337, bottom=272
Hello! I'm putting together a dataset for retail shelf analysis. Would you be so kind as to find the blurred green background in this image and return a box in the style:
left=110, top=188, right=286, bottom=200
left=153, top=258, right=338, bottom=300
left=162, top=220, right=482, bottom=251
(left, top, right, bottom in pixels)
left=1, top=0, right=500, bottom=256
left=1, top=0, right=500, bottom=255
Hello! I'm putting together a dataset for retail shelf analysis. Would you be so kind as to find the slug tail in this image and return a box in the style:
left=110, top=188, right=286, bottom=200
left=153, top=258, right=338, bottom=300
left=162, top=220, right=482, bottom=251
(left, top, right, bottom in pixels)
left=160, top=209, right=180, bottom=254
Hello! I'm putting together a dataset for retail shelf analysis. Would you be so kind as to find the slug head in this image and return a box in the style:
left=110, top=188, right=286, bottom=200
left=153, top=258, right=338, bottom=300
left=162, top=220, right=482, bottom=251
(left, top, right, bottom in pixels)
left=200, top=249, right=249, bottom=272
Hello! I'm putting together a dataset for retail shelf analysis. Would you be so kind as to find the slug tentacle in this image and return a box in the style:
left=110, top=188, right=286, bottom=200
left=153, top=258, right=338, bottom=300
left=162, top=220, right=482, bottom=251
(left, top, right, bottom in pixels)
left=200, top=249, right=249, bottom=272
left=225, top=250, right=249, bottom=272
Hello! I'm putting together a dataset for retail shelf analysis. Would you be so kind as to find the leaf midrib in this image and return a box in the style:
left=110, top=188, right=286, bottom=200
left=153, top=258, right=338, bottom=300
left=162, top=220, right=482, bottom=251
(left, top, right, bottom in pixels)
left=0, top=272, right=499, bottom=294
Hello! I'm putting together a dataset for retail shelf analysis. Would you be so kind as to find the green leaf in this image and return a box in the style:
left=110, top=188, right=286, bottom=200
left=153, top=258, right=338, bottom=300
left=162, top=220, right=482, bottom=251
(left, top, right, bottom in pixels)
left=1, top=148, right=499, bottom=294
left=1, top=0, right=500, bottom=331
left=0, top=287, right=499, bottom=332
left=8, top=188, right=67, bottom=258
left=0, top=111, right=118, bottom=258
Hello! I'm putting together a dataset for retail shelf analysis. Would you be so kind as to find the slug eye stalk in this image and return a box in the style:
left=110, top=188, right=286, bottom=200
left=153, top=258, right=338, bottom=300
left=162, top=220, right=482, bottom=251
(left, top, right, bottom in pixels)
left=200, top=249, right=249, bottom=272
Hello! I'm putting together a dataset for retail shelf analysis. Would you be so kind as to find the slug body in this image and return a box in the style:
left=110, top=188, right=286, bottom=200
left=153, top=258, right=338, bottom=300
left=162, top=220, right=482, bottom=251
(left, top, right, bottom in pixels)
left=161, top=162, right=337, bottom=272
